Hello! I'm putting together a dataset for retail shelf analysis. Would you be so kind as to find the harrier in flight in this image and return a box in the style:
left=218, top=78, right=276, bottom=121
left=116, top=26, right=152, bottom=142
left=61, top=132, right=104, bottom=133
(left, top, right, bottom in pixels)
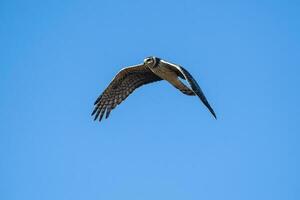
left=92, top=56, right=216, bottom=121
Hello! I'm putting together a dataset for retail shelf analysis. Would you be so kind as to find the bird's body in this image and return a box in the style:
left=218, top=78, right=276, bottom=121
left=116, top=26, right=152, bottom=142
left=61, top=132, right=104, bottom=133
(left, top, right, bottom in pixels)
left=150, top=59, right=196, bottom=96
left=92, top=56, right=216, bottom=121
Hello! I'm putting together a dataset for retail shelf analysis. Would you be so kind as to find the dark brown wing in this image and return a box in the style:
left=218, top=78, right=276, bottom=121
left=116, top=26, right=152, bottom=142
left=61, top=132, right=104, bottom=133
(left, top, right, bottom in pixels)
left=92, top=64, right=162, bottom=121
left=160, top=60, right=217, bottom=119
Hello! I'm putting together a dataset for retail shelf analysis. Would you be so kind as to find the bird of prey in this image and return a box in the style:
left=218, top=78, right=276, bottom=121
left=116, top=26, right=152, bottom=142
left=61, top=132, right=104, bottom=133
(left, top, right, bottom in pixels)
left=92, top=56, right=216, bottom=121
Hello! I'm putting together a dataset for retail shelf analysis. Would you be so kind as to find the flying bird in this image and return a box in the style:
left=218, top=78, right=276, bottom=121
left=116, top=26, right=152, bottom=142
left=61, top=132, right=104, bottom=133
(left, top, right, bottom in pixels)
left=92, top=56, right=216, bottom=121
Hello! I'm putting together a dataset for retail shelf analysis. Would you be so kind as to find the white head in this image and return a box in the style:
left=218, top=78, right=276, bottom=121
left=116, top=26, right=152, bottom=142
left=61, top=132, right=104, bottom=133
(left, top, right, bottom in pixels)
left=143, top=56, right=159, bottom=68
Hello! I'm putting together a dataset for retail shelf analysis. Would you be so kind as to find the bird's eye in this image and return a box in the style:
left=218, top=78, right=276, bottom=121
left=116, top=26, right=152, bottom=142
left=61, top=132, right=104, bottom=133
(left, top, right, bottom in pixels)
left=144, top=57, right=155, bottom=64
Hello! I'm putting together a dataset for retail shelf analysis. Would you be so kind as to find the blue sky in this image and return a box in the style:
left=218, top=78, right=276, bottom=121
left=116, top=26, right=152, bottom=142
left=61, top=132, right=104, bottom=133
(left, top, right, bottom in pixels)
left=1, top=0, right=299, bottom=199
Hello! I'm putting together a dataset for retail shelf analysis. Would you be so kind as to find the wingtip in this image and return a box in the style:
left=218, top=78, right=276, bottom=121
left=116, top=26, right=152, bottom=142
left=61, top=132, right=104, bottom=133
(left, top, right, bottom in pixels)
left=204, top=103, right=217, bottom=120
left=209, top=108, right=217, bottom=120
left=212, top=113, right=217, bottom=120
left=94, top=95, right=102, bottom=105
left=91, top=107, right=98, bottom=116
left=93, top=112, right=99, bottom=121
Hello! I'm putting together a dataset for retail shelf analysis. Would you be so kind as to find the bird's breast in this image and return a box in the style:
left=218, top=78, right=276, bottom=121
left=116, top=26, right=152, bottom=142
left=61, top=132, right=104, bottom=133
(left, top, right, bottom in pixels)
left=151, top=66, right=178, bottom=81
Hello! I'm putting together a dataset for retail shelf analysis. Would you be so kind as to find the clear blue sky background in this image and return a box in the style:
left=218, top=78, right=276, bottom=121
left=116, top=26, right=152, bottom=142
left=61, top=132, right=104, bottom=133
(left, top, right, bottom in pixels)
left=1, top=0, right=299, bottom=199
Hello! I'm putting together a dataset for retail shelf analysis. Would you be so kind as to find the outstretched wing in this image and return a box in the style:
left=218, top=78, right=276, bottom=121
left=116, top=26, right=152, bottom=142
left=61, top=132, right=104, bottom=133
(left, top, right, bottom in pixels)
left=92, top=64, right=162, bottom=121
left=160, top=60, right=217, bottom=119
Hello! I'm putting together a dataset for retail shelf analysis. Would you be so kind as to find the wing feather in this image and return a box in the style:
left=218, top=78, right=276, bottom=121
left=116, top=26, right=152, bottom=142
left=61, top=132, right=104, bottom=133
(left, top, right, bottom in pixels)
left=92, top=64, right=162, bottom=121
left=161, top=60, right=217, bottom=119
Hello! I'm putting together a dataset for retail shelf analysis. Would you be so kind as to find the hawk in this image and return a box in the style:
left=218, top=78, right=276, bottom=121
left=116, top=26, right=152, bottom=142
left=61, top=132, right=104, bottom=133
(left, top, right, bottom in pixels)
left=92, top=56, right=216, bottom=121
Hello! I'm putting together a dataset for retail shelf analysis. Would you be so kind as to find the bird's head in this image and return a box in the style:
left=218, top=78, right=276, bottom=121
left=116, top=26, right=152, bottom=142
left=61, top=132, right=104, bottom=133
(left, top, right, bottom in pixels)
left=144, top=56, right=159, bottom=68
